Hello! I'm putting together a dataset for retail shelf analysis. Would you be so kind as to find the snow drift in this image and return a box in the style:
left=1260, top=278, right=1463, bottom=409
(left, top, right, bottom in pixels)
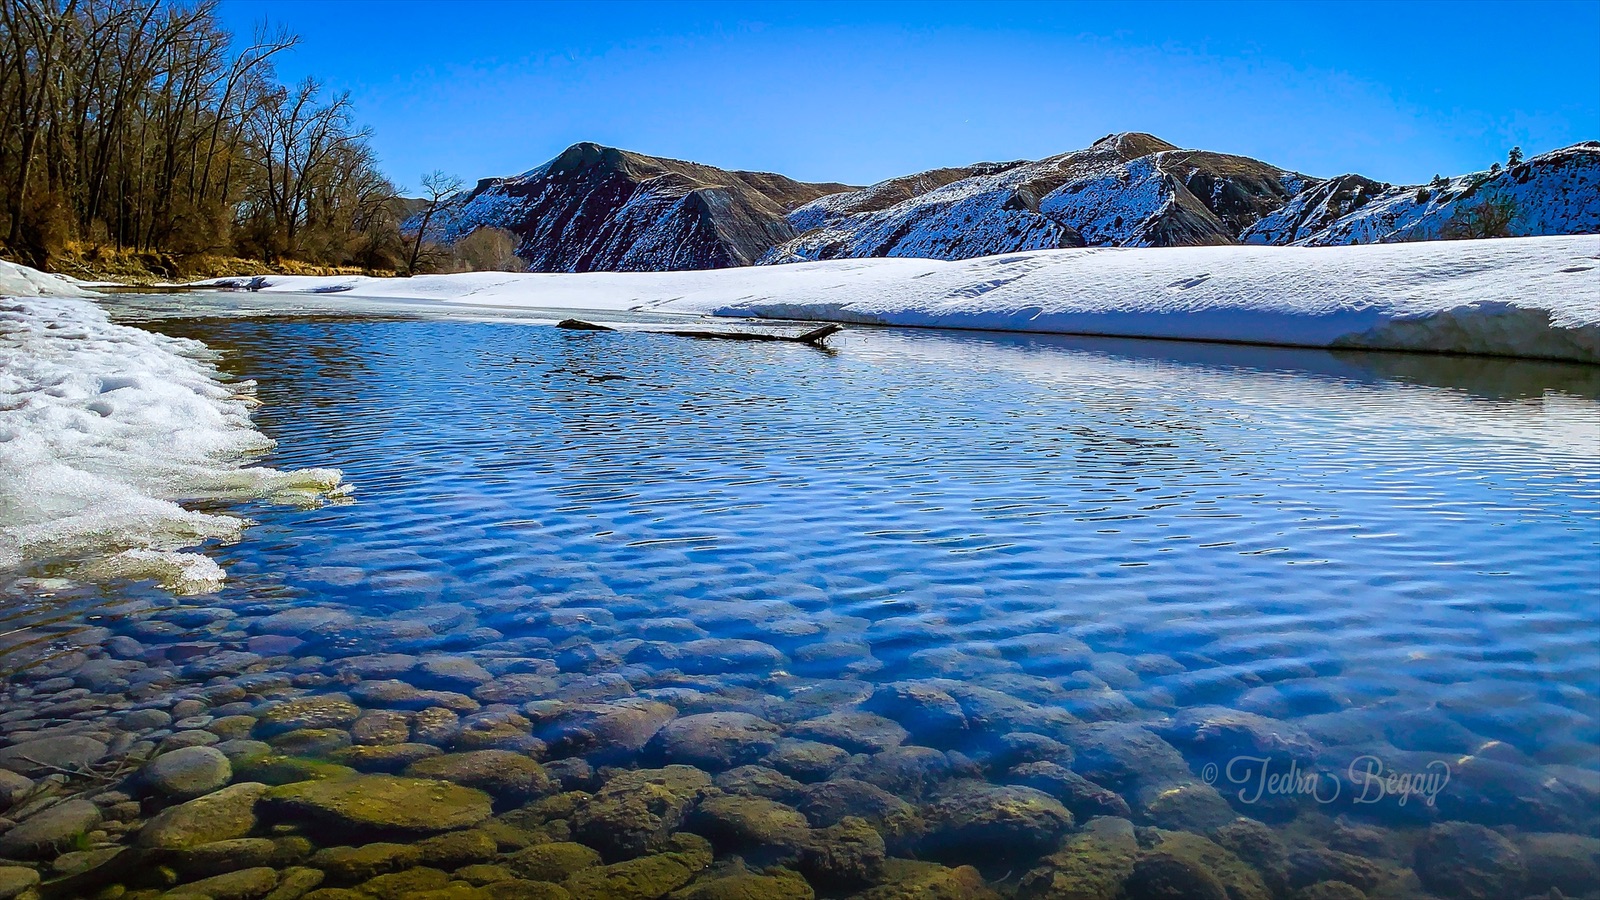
left=1, top=262, right=346, bottom=593
left=213, top=235, right=1600, bottom=364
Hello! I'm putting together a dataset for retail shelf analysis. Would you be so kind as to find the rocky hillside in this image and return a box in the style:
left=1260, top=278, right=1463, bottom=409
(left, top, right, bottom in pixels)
left=761, top=133, right=1308, bottom=263
left=430, top=137, right=1600, bottom=271
left=1242, top=142, right=1600, bottom=245
left=427, top=143, right=852, bottom=272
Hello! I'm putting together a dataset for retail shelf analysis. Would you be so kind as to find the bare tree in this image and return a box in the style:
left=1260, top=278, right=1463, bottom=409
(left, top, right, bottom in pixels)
left=404, top=169, right=462, bottom=275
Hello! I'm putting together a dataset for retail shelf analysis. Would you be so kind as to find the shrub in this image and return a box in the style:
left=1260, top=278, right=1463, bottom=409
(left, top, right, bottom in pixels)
left=1441, top=194, right=1518, bottom=240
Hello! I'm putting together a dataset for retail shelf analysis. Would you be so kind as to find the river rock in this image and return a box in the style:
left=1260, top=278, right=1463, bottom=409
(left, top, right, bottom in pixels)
left=171, top=866, right=279, bottom=899
left=0, top=867, right=40, bottom=900
left=0, top=798, right=100, bottom=859
left=0, top=735, right=107, bottom=776
left=669, top=866, right=814, bottom=900
left=788, top=711, right=908, bottom=754
left=1516, top=832, right=1600, bottom=897
left=646, top=712, right=779, bottom=771
left=255, top=696, right=361, bottom=737
left=714, top=765, right=804, bottom=802
left=0, top=770, right=31, bottom=811
left=1007, top=761, right=1133, bottom=820
left=263, top=774, right=493, bottom=837
left=851, top=858, right=1000, bottom=900
left=140, top=781, right=270, bottom=849
left=1286, top=847, right=1384, bottom=893
left=405, top=750, right=553, bottom=806
left=123, top=707, right=175, bottom=730
left=1412, top=821, right=1525, bottom=900
left=331, top=743, right=443, bottom=773
left=796, top=778, right=923, bottom=851
left=1156, top=706, right=1319, bottom=766
left=561, top=834, right=710, bottom=900
left=570, top=766, right=714, bottom=861
left=537, top=699, right=677, bottom=760
left=688, top=794, right=810, bottom=856
left=1017, top=816, right=1139, bottom=900
left=863, top=682, right=969, bottom=745
left=1143, top=831, right=1271, bottom=900
left=144, top=745, right=233, bottom=799
left=917, top=780, right=1073, bottom=865
left=1124, top=851, right=1229, bottom=900
left=506, top=841, right=603, bottom=881
left=309, top=842, right=421, bottom=884
left=835, top=746, right=974, bottom=799
left=764, top=739, right=851, bottom=783
left=797, top=816, right=886, bottom=892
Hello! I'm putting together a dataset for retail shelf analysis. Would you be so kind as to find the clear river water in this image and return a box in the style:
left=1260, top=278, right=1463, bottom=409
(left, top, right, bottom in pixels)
left=2, top=293, right=1597, bottom=900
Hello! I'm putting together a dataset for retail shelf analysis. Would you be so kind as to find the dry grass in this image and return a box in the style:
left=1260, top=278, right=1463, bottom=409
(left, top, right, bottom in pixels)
left=47, top=243, right=394, bottom=285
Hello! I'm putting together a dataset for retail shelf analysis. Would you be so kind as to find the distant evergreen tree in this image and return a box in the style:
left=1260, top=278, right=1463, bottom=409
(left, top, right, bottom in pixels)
left=1490, top=162, right=1502, bottom=175
left=1430, top=174, right=1447, bottom=189
left=1508, top=146, right=1524, bottom=166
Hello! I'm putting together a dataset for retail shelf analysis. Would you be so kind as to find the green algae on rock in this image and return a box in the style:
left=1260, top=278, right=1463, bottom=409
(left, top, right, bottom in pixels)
left=264, top=774, right=493, bottom=836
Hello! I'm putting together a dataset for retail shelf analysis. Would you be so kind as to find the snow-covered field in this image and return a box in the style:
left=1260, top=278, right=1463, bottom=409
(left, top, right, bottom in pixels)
left=213, top=235, right=1600, bottom=363
left=0, top=260, right=345, bottom=592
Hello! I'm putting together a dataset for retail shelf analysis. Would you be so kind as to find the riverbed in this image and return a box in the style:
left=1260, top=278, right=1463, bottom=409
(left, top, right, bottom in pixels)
left=2, top=294, right=1597, bottom=899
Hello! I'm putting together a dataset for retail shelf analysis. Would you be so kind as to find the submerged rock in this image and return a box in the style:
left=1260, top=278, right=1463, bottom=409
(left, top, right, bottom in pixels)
left=0, top=798, right=100, bottom=859
left=139, top=781, right=269, bottom=849
left=1017, top=816, right=1139, bottom=900
left=917, top=780, right=1073, bottom=866
left=1123, top=851, right=1229, bottom=900
left=646, top=713, right=780, bottom=771
left=570, top=766, right=715, bottom=861
left=797, top=816, right=887, bottom=892
left=788, top=711, right=908, bottom=754
left=561, top=833, right=712, bottom=900
left=405, top=750, right=554, bottom=806
left=850, top=858, right=1001, bottom=900
left=143, top=745, right=233, bottom=799
left=506, top=841, right=603, bottom=881
left=1412, top=821, right=1525, bottom=900
left=263, top=774, right=493, bottom=837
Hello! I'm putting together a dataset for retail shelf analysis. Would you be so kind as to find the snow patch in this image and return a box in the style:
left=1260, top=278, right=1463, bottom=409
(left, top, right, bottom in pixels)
left=198, top=236, right=1600, bottom=363
left=0, top=275, right=348, bottom=593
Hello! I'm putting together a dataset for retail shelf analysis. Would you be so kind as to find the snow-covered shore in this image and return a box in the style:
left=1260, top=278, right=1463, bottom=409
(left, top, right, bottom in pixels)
left=0, top=260, right=344, bottom=592
left=210, top=235, right=1600, bottom=363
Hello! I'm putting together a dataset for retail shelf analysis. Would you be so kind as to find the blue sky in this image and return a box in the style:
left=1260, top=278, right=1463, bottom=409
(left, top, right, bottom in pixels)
left=219, top=1, right=1600, bottom=193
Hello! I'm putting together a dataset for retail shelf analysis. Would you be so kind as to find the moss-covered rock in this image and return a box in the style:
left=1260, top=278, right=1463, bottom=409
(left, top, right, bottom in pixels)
left=330, top=743, right=443, bottom=774
left=667, top=867, right=814, bottom=900
left=481, top=880, right=574, bottom=900
left=308, top=842, right=422, bottom=885
left=916, top=780, right=1073, bottom=866
left=406, top=750, right=554, bottom=807
left=264, top=774, right=493, bottom=837
left=1412, top=821, right=1525, bottom=900
left=506, top=842, right=603, bottom=882
left=1289, top=882, right=1368, bottom=900
left=1210, top=818, right=1290, bottom=897
left=1123, top=851, right=1228, bottom=900
left=561, top=849, right=703, bottom=900
left=713, top=766, right=804, bottom=803
left=570, top=767, right=714, bottom=861
left=1143, top=831, right=1271, bottom=900
left=796, top=779, right=924, bottom=853
left=139, top=782, right=269, bottom=850
left=417, top=828, right=499, bottom=868
left=1016, top=816, right=1139, bottom=900
left=355, top=866, right=450, bottom=900
left=797, top=816, right=886, bottom=892
left=256, top=696, right=362, bottom=737
left=687, top=794, right=810, bottom=856
left=849, top=859, right=1001, bottom=900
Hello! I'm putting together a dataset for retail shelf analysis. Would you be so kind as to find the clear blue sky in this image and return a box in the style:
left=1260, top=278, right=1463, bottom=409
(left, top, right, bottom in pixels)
left=219, top=0, right=1600, bottom=193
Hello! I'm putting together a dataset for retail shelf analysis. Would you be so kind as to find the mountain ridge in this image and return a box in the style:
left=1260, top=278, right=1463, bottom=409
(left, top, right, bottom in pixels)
left=423, top=135, right=1599, bottom=272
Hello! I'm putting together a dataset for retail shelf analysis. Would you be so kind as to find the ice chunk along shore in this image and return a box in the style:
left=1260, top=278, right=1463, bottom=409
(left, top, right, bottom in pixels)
left=0, top=280, right=346, bottom=593
left=216, top=236, right=1599, bottom=363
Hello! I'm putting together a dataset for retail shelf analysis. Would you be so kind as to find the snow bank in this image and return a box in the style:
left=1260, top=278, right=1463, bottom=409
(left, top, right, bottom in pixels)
left=210, top=236, right=1600, bottom=363
left=1, top=266, right=346, bottom=593
left=0, top=257, right=96, bottom=298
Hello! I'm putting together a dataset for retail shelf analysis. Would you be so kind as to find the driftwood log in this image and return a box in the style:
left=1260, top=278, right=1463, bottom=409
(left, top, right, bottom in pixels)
left=556, top=319, right=843, bottom=347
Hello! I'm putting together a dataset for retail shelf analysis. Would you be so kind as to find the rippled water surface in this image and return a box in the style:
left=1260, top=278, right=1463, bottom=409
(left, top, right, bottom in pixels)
left=5, top=296, right=1600, bottom=899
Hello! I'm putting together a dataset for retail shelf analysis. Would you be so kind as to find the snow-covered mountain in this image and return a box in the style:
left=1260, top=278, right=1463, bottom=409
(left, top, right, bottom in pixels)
left=429, top=136, right=1599, bottom=272
left=426, top=142, right=852, bottom=272
left=761, top=132, right=1307, bottom=263
left=1242, top=142, right=1600, bottom=245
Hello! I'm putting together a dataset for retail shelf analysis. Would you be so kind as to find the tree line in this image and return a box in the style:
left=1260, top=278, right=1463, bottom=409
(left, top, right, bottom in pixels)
left=0, top=0, right=414, bottom=274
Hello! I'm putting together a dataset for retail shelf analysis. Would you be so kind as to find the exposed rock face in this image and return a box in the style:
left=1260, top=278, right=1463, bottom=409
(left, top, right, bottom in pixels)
left=427, top=142, right=852, bottom=272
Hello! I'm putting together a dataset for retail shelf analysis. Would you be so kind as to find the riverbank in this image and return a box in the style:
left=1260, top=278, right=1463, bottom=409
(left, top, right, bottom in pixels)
left=203, top=235, right=1600, bottom=363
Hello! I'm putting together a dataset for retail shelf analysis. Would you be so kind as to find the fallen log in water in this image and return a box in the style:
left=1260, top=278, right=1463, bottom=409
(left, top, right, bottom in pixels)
left=556, top=319, right=843, bottom=347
